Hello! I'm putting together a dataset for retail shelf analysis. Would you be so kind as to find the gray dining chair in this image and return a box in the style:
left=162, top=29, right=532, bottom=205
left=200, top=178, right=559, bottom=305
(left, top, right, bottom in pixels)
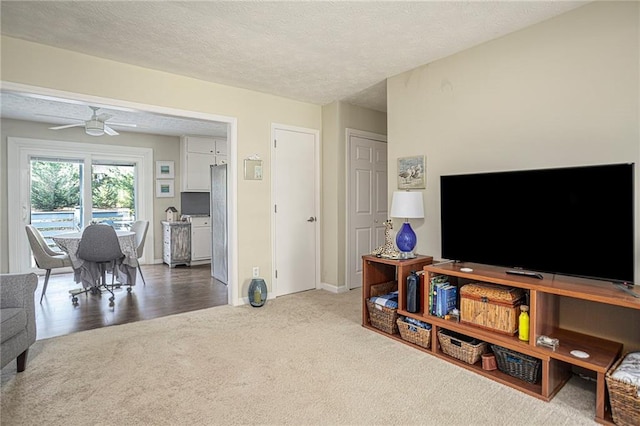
left=76, top=224, right=124, bottom=306
left=130, top=220, right=149, bottom=285
left=25, top=225, right=72, bottom=303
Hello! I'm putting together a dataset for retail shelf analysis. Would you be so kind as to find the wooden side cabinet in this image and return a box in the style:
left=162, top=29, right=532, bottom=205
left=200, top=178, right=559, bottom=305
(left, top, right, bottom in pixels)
left=361, top=255, right=433, bottom=329
left=362, top=256, right=640, bottom=424
left=162, top=221, right=191, bottom=268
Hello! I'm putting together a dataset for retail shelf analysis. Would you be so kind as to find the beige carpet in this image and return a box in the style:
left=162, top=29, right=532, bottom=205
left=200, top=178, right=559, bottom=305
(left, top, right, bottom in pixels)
left=1, top=289, right=598, bottom=425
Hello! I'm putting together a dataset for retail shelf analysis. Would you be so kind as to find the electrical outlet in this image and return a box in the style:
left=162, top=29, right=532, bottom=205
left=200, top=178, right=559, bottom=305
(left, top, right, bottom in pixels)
left=252, top=267, right=259, bottom=278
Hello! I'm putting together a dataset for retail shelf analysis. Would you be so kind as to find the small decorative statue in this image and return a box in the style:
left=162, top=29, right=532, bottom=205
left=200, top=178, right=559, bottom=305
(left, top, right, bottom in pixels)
left=371, top=219, right=400, bottom=259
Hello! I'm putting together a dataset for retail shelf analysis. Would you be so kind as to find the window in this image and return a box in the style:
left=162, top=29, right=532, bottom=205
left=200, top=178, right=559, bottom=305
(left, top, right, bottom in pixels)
left=8, top=137, right=152, bottom=272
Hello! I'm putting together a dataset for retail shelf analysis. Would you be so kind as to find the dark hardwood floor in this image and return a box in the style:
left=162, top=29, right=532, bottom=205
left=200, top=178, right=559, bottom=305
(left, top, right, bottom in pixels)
left=35, top=263, right=227, bottom=340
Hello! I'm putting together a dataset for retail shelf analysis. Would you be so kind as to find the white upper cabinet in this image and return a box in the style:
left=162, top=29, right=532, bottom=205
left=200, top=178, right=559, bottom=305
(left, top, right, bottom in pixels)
left=180, top=136, right=227, bottom=191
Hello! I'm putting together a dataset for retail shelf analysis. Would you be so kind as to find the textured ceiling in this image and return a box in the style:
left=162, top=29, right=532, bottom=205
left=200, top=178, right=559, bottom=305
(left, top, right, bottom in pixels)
left=1, top=1, right=588, bottom=136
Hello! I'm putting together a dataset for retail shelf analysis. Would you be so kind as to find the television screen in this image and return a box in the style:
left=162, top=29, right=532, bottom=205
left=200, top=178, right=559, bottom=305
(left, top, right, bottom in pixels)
left=440, top=163, right=634, bottom=283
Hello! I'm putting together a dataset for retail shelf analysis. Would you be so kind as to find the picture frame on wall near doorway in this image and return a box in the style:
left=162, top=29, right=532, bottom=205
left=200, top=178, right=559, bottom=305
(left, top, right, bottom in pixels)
left=398, top=155, right=426, bottom=189
left=156, top=160, right=175, bottom=179
left=156, top=179, right=174, bottom=197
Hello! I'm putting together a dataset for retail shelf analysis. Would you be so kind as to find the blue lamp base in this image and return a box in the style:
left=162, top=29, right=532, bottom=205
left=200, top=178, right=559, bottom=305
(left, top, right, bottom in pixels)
left=396, top=221, right=417, bottom=259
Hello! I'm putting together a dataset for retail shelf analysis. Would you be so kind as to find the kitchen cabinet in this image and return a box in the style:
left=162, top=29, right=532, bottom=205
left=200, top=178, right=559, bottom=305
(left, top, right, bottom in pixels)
left=189, top=216, right=211, bottom=264
left=180, top=136, right=227, bottom=191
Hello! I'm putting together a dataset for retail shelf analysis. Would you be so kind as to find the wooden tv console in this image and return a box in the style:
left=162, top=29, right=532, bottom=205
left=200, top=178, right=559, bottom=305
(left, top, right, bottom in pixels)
left=361, top=255, right=640, bottom=424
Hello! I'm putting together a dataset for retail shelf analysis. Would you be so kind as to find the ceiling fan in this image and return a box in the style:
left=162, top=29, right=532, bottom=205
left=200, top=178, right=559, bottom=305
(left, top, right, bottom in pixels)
left=45, top=106, right=137, bottom=136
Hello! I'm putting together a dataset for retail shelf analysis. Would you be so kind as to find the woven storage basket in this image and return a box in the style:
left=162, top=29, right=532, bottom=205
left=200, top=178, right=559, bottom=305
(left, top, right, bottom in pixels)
left=370, top=281, right=397, bottom=298
left=491, top=344, right=541, bottom=384
left=605, top=353, right=640, bottom=426
left=366, top=281, right=399, bottom=334
left=460, top=283, right=525, bottom=335
left=437, top=329, right=487, bottom=364
left=366, top=299, right=398, bottom=334
left=397, top=318, right=431, bottom=349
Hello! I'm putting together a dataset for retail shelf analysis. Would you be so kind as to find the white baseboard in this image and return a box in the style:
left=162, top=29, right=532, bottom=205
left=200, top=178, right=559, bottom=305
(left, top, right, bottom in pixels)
left=320, top=282, right=348, bottom=294
left=151, top=258, right=210, bottom=267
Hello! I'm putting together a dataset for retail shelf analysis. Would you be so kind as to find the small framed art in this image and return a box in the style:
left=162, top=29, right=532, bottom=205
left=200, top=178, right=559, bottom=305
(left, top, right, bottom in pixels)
left=244, top=159, right=263, bottom=180
left=156, top=179, right=175, bottom=198
left=156, top=160, right=175, bottom=179
left=398, top=155, right=426, bottom=189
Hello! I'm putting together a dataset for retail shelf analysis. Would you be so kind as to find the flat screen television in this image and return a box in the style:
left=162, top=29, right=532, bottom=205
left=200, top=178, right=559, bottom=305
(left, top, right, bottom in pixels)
left=440, top=163, right=634, bottom=283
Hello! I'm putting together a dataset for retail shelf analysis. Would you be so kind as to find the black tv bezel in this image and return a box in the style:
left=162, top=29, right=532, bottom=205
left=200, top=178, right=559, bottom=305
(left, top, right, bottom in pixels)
left=439, top=163, right=635, bottom=283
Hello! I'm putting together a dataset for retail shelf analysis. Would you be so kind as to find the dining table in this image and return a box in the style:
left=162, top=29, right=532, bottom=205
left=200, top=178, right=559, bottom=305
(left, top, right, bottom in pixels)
left=52, top=230, right=138, bottom=290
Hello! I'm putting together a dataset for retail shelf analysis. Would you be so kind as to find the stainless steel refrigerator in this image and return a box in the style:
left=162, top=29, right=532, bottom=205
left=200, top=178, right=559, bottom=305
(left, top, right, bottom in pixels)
left=210, top=164, right=228, bottom=284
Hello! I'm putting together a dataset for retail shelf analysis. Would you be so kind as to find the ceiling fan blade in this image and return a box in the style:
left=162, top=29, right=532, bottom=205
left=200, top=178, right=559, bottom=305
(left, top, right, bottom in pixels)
left=107, top=122, right=137, bottom=128
left=97, top=113, right=113, bottom=121
left=103, top=125, right=119, bottom=136
left=49, top=123, right=84, bottom=130
left=37, top=113, right=84, bottom=122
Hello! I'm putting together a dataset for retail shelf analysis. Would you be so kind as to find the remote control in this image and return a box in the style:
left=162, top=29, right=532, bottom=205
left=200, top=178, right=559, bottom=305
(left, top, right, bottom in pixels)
left=506, top=270, right=544, bottom=280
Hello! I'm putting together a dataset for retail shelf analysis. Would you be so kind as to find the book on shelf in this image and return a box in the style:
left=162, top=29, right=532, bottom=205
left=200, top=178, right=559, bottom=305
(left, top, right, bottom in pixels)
left=429, top=275, right=449, bottom=317
left=439, top=285, right=457, bottom=318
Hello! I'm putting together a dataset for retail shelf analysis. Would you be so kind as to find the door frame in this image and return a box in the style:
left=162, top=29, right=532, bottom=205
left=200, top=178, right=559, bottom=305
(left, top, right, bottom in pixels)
left=270, top=123, right=321, bottom=298
left=2, top=81, right=239, bottom=307
left=345, top=128, right=388, bottom=290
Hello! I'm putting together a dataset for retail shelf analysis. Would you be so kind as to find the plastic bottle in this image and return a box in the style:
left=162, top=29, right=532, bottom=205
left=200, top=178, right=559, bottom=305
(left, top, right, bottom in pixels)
left=518, top=305, right=530, bottom=342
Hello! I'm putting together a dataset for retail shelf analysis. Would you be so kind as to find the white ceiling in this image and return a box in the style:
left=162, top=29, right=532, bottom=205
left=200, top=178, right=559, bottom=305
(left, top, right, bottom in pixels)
left=0, top=1, right=588, bottom=137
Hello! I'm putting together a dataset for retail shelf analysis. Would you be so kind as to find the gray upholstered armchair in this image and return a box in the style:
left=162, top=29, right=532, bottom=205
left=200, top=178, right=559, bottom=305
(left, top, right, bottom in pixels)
left=0, top=273, right=38, bottom=372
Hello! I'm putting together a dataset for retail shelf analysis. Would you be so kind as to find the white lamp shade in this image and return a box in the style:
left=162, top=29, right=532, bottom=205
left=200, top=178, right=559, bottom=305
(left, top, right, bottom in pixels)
left=390, top=191, right=424, bottom=219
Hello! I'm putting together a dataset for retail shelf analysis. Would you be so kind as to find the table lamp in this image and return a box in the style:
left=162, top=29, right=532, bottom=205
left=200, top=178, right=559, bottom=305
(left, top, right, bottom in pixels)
left=390, top=191, right=424, bottom=259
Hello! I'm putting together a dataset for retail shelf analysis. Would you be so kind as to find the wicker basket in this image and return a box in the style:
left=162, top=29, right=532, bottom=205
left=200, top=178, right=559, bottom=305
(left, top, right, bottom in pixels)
left=366, top=281, right=399, bottom=334
left=605, top=353, right=640, bottom=426
left=437, top=329, right=487, bottom=364
left=366, top=299, right=398, bottom=334
left=491, top=344, right=541, bottom=384
left=370, top=281, right=397, bottom=298
left=397, top=318, right=431, bottom=349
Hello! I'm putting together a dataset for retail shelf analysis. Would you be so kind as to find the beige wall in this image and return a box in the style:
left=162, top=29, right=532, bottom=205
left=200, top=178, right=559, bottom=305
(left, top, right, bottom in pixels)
left=1, top=36, right=322, bottom=305
left=388, top=1, right=639, bottom=350
left=321, top=101, right=386, bottom=289
left=0, top=118, right=180, bottom=266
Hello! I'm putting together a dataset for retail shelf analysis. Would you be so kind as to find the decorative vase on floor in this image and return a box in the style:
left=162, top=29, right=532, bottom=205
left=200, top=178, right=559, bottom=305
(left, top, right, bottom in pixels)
left=248, top=278, right=267, bottom=307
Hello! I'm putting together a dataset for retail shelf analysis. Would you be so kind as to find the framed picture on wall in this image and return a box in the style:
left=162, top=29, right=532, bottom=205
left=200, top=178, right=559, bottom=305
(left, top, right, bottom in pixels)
left=156, top=160, right=175, bottom=179
left=398, top=155, right=426, bottom=189
left=156, top=179, right=175, bottom=198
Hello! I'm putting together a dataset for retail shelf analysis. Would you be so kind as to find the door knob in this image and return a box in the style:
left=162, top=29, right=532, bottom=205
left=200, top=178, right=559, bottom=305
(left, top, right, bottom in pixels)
left=307, top=217, right=316, bottom=222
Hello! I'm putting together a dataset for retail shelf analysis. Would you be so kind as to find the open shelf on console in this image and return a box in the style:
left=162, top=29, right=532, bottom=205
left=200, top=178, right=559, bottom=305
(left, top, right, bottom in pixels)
left=363, top=256, right=639, bottom=424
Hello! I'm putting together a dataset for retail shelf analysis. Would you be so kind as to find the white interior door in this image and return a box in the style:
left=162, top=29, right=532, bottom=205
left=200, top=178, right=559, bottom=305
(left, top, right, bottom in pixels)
left=272, top=125, right=319, bottom=296
left=347, top=130, right=388, bottom=289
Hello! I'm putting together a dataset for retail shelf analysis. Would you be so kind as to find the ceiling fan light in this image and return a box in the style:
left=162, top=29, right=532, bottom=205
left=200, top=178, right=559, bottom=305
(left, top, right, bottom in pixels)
left=85, top=119, right=104, bottom=136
